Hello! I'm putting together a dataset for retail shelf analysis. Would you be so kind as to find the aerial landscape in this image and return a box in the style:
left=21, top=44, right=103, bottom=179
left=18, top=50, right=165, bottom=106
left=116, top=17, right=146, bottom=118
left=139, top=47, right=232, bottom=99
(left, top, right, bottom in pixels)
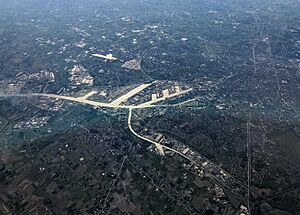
left=0, top=0, right=299, bottom=214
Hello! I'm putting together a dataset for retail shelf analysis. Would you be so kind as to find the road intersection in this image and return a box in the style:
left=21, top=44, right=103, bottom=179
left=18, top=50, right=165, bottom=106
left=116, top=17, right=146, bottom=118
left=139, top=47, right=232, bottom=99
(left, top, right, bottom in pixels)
left=0, top=81, right=194, bottom=153
left=0, top=82, right=252, bottom=210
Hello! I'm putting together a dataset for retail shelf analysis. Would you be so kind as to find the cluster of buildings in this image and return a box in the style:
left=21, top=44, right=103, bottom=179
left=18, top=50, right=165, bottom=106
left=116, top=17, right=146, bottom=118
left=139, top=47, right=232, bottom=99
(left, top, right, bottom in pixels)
left=148, top=132, right=250, bottom=215
left=26, top=70, right=55, bottom=83
left=68, top=65, right=94, bottom=87
left=4, top=81, right=25, bottom=94
left=15, top=70, right=55, bottom=83
left=4, top=70, right=55, bottom=94
left=121, top=59, right=141, bottom=70
left=123, top=81, right=192, bottom=106
left=14, top=116, right=49, bottom=129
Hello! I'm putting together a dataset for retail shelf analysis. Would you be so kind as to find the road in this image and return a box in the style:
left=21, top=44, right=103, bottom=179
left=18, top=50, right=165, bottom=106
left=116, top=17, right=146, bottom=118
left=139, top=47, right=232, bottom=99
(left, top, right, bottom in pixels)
left=128, top=107, right=165, bottom=155
left=0, top=93, right=131, bottom=109
left=1, top=90, right=252, bottom=210
left=247, top=121, right=252, bottom=215
left=110, top=82, right=156, bottom=106
left=128, top=107, right=252, bottom=206
left=80, top=91, right=98, bottom=99
left=0, top=88, right=193, bottom=110
left=127, top=108, right=206, bottom=164
left=0, top=91, right=197, bottom=156
left=137, top=88, right=193, bottom=107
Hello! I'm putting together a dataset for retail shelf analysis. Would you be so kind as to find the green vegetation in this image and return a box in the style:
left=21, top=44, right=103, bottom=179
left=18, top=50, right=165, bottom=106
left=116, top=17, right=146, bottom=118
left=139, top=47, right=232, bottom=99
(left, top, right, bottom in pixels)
left=274, top=130, right=300, bottom=164
left=0, top=116, right=8, bottom=130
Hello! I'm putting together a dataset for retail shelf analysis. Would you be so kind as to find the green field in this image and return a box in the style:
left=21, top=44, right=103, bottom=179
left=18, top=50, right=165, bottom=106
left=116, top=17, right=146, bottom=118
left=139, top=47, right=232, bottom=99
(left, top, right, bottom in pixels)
left=0, top=116, right=8, bottom=130
left=274, top=130, right=300, bottom=164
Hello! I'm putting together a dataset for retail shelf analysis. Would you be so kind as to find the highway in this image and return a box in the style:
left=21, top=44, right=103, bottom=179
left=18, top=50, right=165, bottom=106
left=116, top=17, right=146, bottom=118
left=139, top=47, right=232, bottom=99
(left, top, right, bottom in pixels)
left=110, top=82, right=156, bottom=106
left=0, top=87, right=193, bottom=110
left=127, top=107, right=205, bottom=164
left=128, top=107, right=251, bottom=206
left=128, top=107, right=165, bottom=155
left=0, top=90, right=198, bottom=157
left=0, top=80, right=194, bottom=110
left=137, top=88, right=193, bottom=107
left=0, top=90, right=251, bottom=208
left=0, top=93, right=132, bottom=109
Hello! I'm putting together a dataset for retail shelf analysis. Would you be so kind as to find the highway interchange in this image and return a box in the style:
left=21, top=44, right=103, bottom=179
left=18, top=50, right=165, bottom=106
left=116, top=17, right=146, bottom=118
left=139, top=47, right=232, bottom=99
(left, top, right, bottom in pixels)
left=0, top=81, right=193, bottom=155
left=0, top=82, right=252, bottom=212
